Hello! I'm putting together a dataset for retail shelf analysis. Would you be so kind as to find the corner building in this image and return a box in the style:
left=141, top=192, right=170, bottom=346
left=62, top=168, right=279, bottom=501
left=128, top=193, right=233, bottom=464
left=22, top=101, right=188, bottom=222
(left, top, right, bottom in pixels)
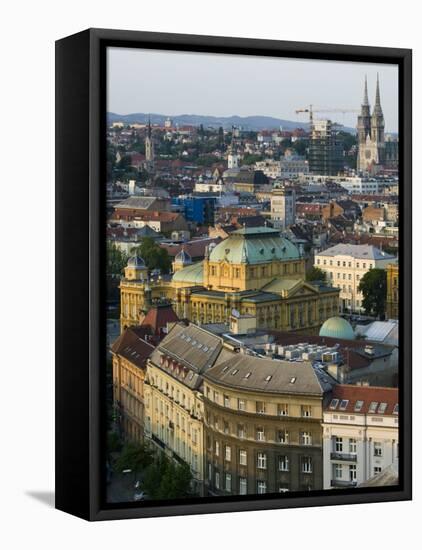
left=202, top=354, right=334, bottom=495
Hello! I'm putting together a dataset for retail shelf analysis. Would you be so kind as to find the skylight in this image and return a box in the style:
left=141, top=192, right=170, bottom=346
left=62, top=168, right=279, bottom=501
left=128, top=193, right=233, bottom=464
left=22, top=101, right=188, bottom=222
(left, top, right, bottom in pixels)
left=231, top=369, right=239, bottom=375
left=393, top=404, right=399, bottom=415
left=329, top=399, right=339, bottom=410
left=377, top=402, right=387, bottom=414
left=339, top=399, right=349, bottom=411
left=354, top=400, right=364, bottom=412
left=368, top=401, right=378, bottom=413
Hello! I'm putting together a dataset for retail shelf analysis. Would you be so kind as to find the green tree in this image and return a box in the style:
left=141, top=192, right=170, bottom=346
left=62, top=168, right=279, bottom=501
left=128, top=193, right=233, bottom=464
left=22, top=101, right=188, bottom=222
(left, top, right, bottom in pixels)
left=358, top=268, right=387, bottom=318
left=306, top=266, right=327, bottom=282
left=143, top=454, right=193, bottom=499
left=115, top=441, right=153, bottom=475
left=107, top=241, right=128, bottom=277
left=131, top=237, right=171, bottom=274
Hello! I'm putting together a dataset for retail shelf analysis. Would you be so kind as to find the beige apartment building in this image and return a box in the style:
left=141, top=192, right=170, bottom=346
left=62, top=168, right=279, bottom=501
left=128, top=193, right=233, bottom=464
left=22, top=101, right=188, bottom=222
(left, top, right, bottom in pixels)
left=314, top=244, right=396, bottom=313
left=143, top=322, right=230, bottom=496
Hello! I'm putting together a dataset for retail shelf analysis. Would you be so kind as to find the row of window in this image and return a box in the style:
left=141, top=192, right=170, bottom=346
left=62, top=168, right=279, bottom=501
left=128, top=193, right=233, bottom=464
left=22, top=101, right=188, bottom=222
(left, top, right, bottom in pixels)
left=316, top=258, right=373, bottom=269
left=211, top=444, right=314, bottom=468
left=205, top=391, right=312, bottom=417
left=207, top=422, right=316, bottom=444
left=209, top=458, right=314, bottom=493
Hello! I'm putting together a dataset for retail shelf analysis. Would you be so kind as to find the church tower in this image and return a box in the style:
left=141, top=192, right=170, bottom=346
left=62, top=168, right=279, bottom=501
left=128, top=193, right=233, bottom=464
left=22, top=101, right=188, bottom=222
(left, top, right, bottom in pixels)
left=145, top=116, right=155, bottom=171
left=357, top=75, right=385, bottom=173
left=227, top=126, right=239, bottom=169
left=370, top=73, right=385, bottom=164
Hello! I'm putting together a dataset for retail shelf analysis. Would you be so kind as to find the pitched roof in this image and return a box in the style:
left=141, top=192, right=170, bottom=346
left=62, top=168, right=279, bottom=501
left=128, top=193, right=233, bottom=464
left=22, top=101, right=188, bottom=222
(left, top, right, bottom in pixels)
left=204, top=353, right=332, bottom=396
left=111, top=328, right=155, bottom=369
left=148, top=322, right=227, bottom=389
left=140, top=303, right=179, bottom=336
left=325, top=384, right=398, bottom=415
left=317, top=243, right=395, bottom=260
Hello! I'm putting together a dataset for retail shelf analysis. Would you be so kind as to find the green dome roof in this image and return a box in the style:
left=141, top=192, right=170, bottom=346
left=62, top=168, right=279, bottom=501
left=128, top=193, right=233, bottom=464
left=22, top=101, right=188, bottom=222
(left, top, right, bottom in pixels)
left=209, top=226, right=300, bottom=264
left=319, top=316, right=355, bottom=340
left=172, top=261, right=204, bottom=284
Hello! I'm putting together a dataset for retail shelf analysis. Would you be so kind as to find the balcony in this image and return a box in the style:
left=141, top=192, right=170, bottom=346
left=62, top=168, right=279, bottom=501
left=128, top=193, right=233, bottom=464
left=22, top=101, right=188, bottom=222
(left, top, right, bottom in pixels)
left=330, top=452, right=357, bottom=462
left=331, top=479, right=357, bottom=488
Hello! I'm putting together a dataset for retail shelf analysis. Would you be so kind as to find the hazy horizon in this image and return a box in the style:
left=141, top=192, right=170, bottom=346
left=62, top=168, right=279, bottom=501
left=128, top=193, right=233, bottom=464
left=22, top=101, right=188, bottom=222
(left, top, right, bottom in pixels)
left=107, top=47, right=399, bottom=132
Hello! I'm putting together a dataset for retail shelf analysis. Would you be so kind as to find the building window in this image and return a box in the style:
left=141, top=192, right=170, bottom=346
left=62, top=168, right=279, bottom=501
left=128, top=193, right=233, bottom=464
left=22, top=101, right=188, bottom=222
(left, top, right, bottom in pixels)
left=301, top=405, right=312, bottom=417
left=213, top=391, right=219, bottom=403
left=278, top=403, right=289, bottom=416
left=208, top=463, right=212, bottom=481
left=238, top=398, right=246, bottom=411
left=374, top=466, right=382, bottom=475
left=256, top=401, right=266, bottom=414
left=349, top=465, right=357, bottom=482
left=239, top=449, right=247, bottom=466
left=334, top=463, right=343, bottom=479
left=225, top=445, right=231, bottom=462
left=302, top=457, right=313, bottom=473
left=256, top=427, right=265, bottom=441
left=224, top=395, right=230, bottom=407
left=335, top=437, right=343, bottom=452
left=257, top=452, right=267, bottom=469
left=257, top=480, right=267, bottom=494
left=300, top=431, right=312, bottom=446
left=279, top=455, right=289, bottom=471
left=239, top=477, right=247, bottom=495
left=223, top=421, right=229, bottom=434
left=225, top=473, right=232, bottom=492
left=215, top=440, right=220, bottom=456
left=215, top=471, right=220, bottom=490
left=374, top=442, right=383, bottom=457
left=237, top=424, right=246, bottom=438
left=349, top=438, right=357, bottom=454
left=278, top=429, right=289, bottom=444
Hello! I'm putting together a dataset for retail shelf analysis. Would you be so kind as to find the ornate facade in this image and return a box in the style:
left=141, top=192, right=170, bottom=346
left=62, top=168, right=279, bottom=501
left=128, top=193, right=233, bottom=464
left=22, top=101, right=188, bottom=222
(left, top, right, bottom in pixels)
left=120, top=227, right=340, bottom=334
left=357, top=75, right=385, bottom=173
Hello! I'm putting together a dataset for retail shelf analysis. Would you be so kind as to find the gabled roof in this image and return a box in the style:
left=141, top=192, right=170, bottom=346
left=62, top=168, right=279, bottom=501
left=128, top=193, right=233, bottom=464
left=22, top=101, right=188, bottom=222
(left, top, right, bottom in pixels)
left=140, top=303, right=179, bottom=337
left=111, top=328, right=155, bottom=369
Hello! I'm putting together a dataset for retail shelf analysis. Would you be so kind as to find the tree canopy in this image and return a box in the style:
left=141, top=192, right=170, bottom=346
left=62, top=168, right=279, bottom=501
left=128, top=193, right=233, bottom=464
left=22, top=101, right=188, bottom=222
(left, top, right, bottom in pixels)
left=306, top=266, right=327, bottom=283
left=131, top=237, right=172, bottom=274
left=358, top=268, right=387, bottom=318
left=115, top=441, right=153, bottom=474
left=143, top=454, right=193, bottom=499
left=107, top=241, right=128, bottom=277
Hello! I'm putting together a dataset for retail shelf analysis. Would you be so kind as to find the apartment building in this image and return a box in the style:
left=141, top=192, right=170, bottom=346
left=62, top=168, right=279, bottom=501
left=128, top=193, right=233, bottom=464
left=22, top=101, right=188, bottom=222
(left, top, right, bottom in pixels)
left=314, top=244, right=396, bottom=312
left=322, top=385, right=399, bottom=489
left=202, top=353, right=335, bottom=496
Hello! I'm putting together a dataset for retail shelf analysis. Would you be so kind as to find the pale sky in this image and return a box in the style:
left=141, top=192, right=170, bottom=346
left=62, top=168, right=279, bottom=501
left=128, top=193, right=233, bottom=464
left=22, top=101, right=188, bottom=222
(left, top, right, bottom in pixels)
left=107, top=47, right=399, bottom=132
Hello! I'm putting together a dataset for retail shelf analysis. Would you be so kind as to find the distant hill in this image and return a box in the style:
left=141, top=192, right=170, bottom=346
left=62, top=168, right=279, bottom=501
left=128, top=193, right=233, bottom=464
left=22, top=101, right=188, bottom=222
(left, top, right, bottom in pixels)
left=107, top=112, right=356, bottom=134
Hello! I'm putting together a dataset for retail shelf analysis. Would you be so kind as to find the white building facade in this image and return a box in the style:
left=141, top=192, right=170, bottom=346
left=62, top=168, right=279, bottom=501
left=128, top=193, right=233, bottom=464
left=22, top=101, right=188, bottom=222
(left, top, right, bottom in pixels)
left=322, top=385, right=399, bottom=489
left=314, top=243, right=396, bottom=312
left=270, top=187, right=296, bottom=229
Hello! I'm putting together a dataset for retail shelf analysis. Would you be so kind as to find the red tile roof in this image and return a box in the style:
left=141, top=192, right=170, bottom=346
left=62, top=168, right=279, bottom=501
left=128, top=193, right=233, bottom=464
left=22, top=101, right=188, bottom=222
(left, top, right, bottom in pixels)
left=111, top=328, right=155, bottom=369
left=325, top=385, right=398, bottom=415
left=140, top=304, right=179, bottom=338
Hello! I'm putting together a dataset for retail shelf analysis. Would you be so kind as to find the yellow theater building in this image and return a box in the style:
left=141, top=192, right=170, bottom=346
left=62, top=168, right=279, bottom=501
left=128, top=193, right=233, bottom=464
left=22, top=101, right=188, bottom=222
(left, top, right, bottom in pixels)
left=119, top=227, right=339, bottom=334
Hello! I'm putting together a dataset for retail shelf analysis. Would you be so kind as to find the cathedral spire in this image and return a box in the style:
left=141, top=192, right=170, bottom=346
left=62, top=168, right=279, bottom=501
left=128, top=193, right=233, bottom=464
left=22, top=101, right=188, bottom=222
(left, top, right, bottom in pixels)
left=147, top=115, right=152, bottom=138
left=373, top=73, right=383, bottom=116
left=363, top=75, right=369, bottom=105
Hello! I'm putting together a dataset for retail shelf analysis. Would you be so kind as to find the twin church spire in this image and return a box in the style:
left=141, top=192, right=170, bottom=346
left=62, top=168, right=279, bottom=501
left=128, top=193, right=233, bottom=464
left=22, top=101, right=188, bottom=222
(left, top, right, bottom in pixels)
left=357, top=75, right=385, bottom=172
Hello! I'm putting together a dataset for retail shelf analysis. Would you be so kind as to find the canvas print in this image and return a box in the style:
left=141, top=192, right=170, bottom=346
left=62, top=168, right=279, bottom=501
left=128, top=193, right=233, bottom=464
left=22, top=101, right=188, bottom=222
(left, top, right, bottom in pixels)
left=105, top=47, right=399, bottom=504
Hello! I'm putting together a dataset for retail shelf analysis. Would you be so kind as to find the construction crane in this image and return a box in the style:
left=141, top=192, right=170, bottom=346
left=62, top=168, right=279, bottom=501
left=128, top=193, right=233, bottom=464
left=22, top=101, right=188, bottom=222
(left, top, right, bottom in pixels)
left=295, top=105, right=359, bottom=128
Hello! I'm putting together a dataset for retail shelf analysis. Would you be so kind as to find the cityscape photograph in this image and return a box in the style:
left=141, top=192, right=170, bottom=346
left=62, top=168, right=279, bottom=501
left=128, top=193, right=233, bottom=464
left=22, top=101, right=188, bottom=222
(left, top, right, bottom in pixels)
left=105, top=47, right=400, bottom=504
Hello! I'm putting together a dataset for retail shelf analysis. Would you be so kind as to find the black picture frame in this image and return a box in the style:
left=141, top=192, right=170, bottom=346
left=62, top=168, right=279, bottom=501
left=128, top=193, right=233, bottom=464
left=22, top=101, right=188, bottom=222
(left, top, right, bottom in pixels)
left=55, top=28, right=412, bottom=521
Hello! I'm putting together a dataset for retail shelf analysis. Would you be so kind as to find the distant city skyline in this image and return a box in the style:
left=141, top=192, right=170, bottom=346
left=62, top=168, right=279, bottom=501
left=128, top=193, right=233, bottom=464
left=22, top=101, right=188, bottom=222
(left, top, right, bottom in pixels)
left=107, top=47, right=399, bottom=132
